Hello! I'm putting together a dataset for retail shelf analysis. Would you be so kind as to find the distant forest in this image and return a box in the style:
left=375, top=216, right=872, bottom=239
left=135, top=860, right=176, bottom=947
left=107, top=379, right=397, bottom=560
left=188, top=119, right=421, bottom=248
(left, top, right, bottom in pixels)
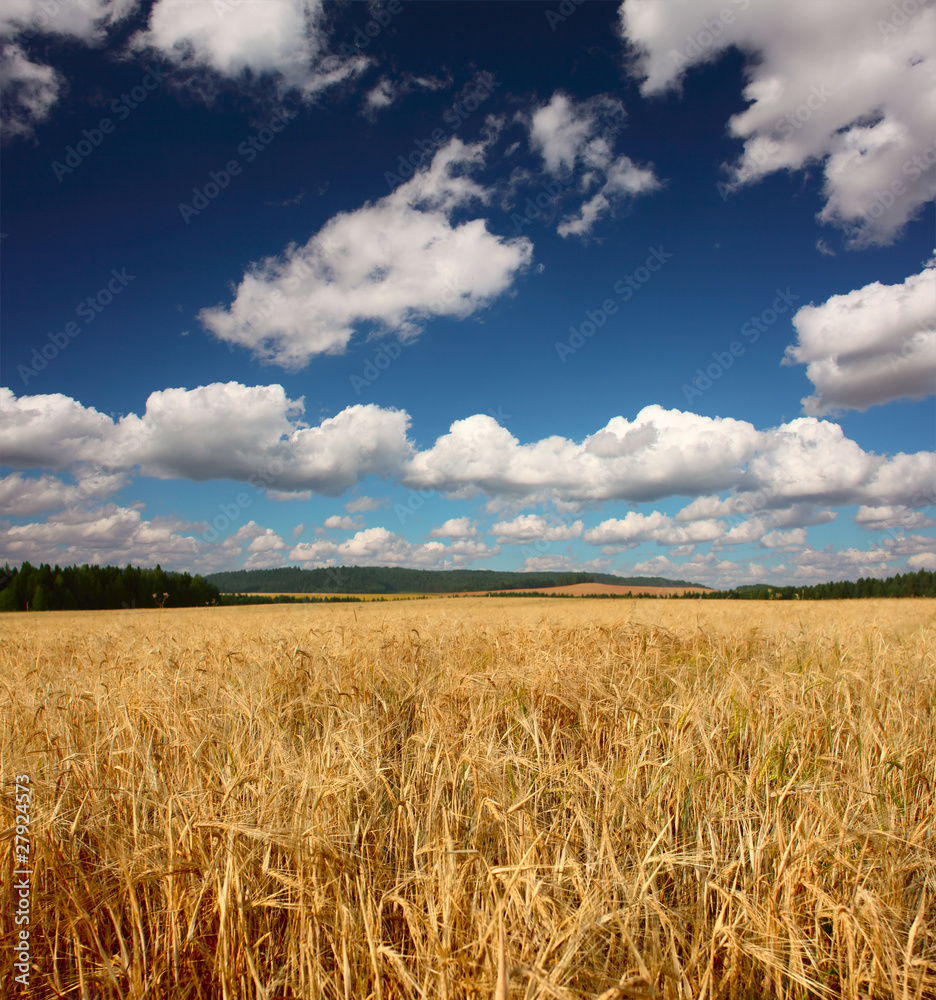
left=0, top=562, right=219, bottom=612
left=205, top=567, right=701, bottom=594
left=709, top=571, right=936, bottom=600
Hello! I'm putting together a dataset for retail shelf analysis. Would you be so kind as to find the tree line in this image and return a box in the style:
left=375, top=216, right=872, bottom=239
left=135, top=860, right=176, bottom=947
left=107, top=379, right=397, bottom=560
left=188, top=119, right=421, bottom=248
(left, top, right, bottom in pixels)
left=0, top=562, right=219, bottom=612
left=683, top=570, right=935, bottom=600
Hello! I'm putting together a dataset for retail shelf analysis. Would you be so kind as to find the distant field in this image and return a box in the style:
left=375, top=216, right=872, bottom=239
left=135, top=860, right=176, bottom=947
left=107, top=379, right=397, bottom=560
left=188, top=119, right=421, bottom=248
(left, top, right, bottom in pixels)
left=229, top=591, right=427, bottom=600
left=452, top=582, right=714, bottom=597
left=233, top=583, right=714, bottom=599
left=2, top=598, right=933, bottom=998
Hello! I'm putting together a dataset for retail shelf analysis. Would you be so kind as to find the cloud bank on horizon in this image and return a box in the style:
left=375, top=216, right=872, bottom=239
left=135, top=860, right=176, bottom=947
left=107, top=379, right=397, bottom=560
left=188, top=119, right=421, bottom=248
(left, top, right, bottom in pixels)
left=1, top=0, right=933, bottom=588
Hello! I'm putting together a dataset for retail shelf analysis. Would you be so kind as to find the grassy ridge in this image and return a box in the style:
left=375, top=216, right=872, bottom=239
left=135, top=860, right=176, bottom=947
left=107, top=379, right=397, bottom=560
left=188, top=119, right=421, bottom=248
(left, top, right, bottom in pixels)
left=2, top=599, right=934, bottom=998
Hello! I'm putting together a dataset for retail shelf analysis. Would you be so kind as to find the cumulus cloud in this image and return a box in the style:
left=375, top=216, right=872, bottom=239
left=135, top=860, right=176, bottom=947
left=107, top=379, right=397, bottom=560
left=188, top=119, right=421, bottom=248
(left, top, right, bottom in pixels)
left=0, top=503, right=205, bottom=571
left=0, top=469, right=127, bottom=516
left=346, top=495, right=386, bottom=513
left=406, top=405, right=936, bottom=511
left=0, top=500, right=303, bottom=574
left=526, top=90, right=659, bottom=237
left=199, top=139, right=532, bottom=368
left=520, top=554, right=614, bottom=573
left=490, top=513, right=583, bottom=544
left=429, top=516, right=478, bottom=539
left=225, top=521, right=287, bottom=568
left=855, top=504, right=936, bottom=531
left=619, top=0, right=936, bottom=245
left=290, top=526, right=498, bottom=569
left=583, top=511, right=723, bottom=550
left=0, top=384, right=412, bottom=496
left=4, top=390, right=933, bottom=520
left=628, top=551, right=771, bottom=589
left=627, top=541, right=924, bottom=589
left=785, top=264, right=936, bottom=414
left=0, top=388, right=118, bottom=468
left=131, top=0, right=365, bottom=99
left=761, top=528, right=808, bottom=549
left=405, top=406, right=762, bottom=504
left=1, top=0, right=137, bottom=138
left=322, top=514, right=360, bottom=530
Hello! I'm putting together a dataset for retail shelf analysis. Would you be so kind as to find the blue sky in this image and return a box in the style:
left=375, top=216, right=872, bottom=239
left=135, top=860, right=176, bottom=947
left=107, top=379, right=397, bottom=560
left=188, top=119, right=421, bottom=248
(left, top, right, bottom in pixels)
left=1, top=0, right=934, bottom=587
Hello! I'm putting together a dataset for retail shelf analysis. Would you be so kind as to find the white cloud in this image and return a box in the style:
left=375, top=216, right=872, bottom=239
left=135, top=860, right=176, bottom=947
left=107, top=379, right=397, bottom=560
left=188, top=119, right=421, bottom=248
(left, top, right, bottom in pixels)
left=322, top=514, right=360, bottom=530
left=429, top=516, right=478, bottom=539
left=761, top=528, right=808, bottom=549
left=346, top=495, right=385, bottom=512
left=0, top=469, right=127, bottom=516
left=222, top=522, right=287, bottom=568
left=365, top=76, right=395, bottom=110
left=0, top=384, right=412, bottom=496
left=290, top=526, right=498, bottom=569
left=267, top=489, right=313, bottom=501
left=0, top=503, right=206, bottom=571
left=786, top=545, right=894, bottom=579
left=907, top=551, right=936, bottom=569
left=0, top=42, right=59, bottom=139
left=0, top=388, right=118, bottom=468
left=785, top=264, right=936, bottom=414
left=520, top=554, right=614, bottom=573
left=4, top=390, right=933, bottom=521
left=855, top=504, right=936, bottom=531
left=131, top=0, right=365, bottom=99
left=628, top=551, right=770, bottom=588
left=490, top=513, right=583, bottom=544
left=619, top=0, right=936, bottom=245
left=0, top=0, right=136, bottom=42
left=230, top=521, right=287, bottom=553
left=583, top=511, right=724, bottom=550
left=1, top=0, right=138, bottom=138
left=405, top=406, right=762, bottom=504
left=113, top=384, right=412, bottom=494
left=526, top=91, right=659, bottom=237
left=199, top=139, right=533, bottom=368
left=626, top=542, right=924, bottom=589
left=880, top=531, right=936, bottom=557
left=364, top=72, right=448, bottom=113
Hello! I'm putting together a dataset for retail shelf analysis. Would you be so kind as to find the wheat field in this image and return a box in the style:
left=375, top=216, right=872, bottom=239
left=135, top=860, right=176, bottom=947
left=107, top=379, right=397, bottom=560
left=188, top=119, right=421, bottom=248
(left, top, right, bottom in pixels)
left=2, top=598, right=934, bottom=999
